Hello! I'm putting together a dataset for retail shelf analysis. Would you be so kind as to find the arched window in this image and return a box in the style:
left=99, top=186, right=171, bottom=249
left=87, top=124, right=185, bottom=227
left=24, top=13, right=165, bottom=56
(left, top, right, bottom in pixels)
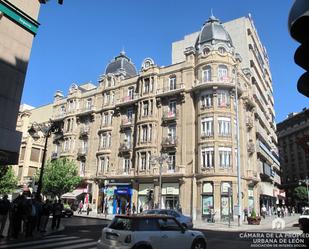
left=218, top=65, right=228, bottom=82
left=218, top=47, right=226, bottom=54
left=203, top=47, right=210, bottom=55
left=202, top=66, right=212, bottom=82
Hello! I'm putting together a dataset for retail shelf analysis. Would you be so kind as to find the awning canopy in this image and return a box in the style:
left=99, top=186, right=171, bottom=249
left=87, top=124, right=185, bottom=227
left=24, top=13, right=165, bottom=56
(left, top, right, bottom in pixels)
left=61, top=189, right=86, bottom=199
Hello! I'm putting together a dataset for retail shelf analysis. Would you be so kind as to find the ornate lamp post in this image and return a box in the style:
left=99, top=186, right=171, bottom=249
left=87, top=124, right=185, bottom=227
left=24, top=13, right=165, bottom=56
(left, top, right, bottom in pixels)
left=150, top=153, right=169, bottom=209
left=28, top=120, right=61, bottom=199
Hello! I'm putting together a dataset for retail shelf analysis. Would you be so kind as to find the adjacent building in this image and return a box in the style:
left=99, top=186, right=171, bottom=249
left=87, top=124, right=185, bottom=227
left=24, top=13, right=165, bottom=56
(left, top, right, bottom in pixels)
left=18, top=14, right=280, bottom=221
left=0, top=0, right=40, bottom=165
left=14, top=104, right=53, bottom=187
left=277, top=108, right=309, bottom=206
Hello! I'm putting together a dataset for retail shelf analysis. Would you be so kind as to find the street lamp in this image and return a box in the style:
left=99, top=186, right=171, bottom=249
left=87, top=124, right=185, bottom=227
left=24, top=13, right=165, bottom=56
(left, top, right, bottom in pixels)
left=28, top=120, right=61, bottom=199
left=299, top=177, right=309, bottom=204
left=150, top=153, right=169, bottom=209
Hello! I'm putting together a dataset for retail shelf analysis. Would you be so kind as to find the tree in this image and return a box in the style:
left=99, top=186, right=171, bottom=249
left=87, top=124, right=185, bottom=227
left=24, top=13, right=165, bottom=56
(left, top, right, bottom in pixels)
left=37, top=158, right=82, bottom=199
left=0, top=166, right=18, bottom=195
left=294, top=186, right=308, bottom=203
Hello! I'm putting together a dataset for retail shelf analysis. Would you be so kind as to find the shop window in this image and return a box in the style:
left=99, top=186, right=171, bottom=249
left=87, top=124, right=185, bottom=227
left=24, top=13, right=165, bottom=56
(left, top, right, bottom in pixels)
left=161, top=183, right=179, bottom=210
left=202, top=182, right=214, bottom=217
left=248, top=186, right=254, bottom=212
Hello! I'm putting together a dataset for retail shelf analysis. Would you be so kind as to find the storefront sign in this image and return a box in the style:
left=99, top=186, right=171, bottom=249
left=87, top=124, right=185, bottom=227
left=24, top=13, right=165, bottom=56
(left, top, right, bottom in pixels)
left=104, top=186, right=116, bottom=196
left=138, top=183, right=154, bottom=195
left=0, top=2, right=39, bottom=34
left=162, top=183, right=179, bottom=195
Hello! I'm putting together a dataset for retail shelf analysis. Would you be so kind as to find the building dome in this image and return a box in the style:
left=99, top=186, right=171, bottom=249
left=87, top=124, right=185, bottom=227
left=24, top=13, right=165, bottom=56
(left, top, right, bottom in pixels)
left=196, top=15, right=233, bottom=48
left=105, top=51, right=137, bottom=78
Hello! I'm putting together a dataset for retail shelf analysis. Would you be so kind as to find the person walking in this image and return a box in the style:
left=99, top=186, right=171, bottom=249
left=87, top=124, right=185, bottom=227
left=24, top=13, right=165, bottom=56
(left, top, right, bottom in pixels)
left=261, top=205, right=267, bottom=219
left=132, top=203, right=136, bottom=214
left=78, top=201, right=83, bottom=214
left=40, top=200, right=52, bottom=232
left=0, top=195, right=10, bottom=238
left=125, top=202, right=131, bottom=215
left=52, top=200, right=63, bottom=230
left=86, top=203, right=90, bottom=216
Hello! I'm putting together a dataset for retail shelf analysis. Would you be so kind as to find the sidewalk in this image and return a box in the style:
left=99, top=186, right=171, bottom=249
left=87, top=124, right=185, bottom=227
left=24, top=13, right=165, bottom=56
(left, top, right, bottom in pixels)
left=0, top=218, right=65, bottom=242
left=194, top=214, right=301, bottom=232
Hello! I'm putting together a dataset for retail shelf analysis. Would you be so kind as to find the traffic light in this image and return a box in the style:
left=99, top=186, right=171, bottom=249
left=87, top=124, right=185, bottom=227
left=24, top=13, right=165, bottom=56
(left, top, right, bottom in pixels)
left=288, top=0, right=309, bottom=97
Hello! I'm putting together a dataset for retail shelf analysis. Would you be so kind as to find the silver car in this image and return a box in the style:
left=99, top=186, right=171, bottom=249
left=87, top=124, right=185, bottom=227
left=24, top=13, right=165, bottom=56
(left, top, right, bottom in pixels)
left=143, top=209, right=193, bottom=229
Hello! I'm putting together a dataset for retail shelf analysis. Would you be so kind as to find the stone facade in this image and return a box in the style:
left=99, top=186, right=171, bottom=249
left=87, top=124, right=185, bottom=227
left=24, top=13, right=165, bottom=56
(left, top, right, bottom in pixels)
left=16, top=15, right=280, bottom=221
left=14, top=104, right=53, bottom=187
left=0, top=0, right=40, bottom=165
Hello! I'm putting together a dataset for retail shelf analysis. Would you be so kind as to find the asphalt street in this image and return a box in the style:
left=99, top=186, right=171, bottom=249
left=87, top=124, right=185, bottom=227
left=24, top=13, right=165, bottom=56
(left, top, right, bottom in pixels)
left=0, top=217, right=306, bottom=249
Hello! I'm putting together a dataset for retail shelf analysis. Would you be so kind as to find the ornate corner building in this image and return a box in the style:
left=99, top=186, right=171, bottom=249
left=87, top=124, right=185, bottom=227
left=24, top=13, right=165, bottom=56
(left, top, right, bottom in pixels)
left=23, top=15, right=280, bottom=221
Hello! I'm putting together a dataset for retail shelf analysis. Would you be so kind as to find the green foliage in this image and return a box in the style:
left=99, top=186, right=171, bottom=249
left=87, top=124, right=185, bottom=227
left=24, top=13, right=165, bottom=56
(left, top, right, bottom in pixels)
left=250, top=209, right=257, bottom=218
left=37, top=158, right=82, bottom=198
left=0, top=166, right=18, bottom=195
left=294, top=186, right=308, bottom=203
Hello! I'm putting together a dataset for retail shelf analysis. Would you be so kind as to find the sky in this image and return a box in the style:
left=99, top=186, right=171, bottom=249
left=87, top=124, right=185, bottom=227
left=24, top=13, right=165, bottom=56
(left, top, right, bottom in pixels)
left=22, top=0, right=308, bottom=123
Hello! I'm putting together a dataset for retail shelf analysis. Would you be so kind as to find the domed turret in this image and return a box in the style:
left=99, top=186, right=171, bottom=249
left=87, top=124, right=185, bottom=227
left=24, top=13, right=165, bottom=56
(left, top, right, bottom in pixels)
left=196, top=15, right=233, bottom=49
left=105, top=50, right=137, bottom=78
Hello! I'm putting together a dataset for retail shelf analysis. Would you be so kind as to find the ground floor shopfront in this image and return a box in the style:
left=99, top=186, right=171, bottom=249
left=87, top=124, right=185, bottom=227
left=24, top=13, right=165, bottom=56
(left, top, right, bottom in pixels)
left=90, top=176, right=280, bottom=221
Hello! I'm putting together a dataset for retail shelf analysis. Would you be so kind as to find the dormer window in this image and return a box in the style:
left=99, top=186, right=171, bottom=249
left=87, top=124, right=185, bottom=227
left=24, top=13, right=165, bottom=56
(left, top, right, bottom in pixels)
left=203, top=47, right=210, bottom=55
left=218, top=47, right=226, bottom=54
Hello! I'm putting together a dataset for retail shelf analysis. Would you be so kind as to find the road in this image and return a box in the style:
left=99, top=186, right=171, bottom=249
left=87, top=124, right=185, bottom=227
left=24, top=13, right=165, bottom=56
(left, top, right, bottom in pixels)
left=0, top=217, right=306, bottom=249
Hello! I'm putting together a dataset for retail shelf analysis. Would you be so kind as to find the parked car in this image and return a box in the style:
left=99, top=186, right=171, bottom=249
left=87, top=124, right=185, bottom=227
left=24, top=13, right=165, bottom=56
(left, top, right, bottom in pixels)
left=143, top=209, right=193, bottom=229
left=97, top=214, right=207, bottom=249
left=62, top=208, right=74, bottom=218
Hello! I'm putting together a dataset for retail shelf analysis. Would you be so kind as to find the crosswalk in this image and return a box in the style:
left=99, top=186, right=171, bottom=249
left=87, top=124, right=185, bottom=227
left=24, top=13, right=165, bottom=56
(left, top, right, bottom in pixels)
left=0, top=234, right=97, bottom=249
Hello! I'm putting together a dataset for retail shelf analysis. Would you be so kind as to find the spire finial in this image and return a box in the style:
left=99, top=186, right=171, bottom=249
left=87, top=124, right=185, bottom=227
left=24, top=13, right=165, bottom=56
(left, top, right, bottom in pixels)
left=211, top=8, right=214, bottom=17
left=120, top=46, right=126, bottom=56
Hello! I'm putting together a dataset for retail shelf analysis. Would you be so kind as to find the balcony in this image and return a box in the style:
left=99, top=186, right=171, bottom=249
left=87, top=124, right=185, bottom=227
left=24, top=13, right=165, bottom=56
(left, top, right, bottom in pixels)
left=120, top=118, right=134, bottom=129
left=60, top=150, right=74, bottom=157
left=77, top=148, right=87, bottom=159
left=116, top=94, right=138, bottom=107
left=97, top=146, right=111, bottom=155
left=192, top=77, right=235, bottom=91
left=119, top=142, right=133, bottom=153
left=200, top=132, right=213, bottom=139
left=79, top=127, right=90, bottom=138
left=152, top=165, right=185, bottom=175
left=161, top=136, right=177, bottom=148
left=52, top=112, right=66, bottom=121
left=76, top=105, right=95, bottom=117
left=162, top=111, right=178, bottom=123
left=156, top=83, right=184, bottom=97
left=51, top=152, right=59, bottom=160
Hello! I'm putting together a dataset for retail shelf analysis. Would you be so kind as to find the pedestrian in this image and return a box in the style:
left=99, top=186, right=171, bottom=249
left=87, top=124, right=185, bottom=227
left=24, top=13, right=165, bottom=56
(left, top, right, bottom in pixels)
left=104, top=202, right=108, bottom=218
left=132, top=203, right=136, bottom=214
left=281, top=206, right=285, bottom=218
left=139, top=205, right=143, bottom=213
left=86, top=203, right=90, bottom=215
left=277, top=206, right=281, bottom=217
left=52, top=200, right=63, bottom=230
left=292, top=206, right=295, bottom=216
left=0, top=195, right=10, bottom=238
left=34, top=197, right=43, bottom=232
left=40, top=199, right=52, bottom=232
left=78, top=201, right=83, bottom=214
left=126, top=202, right=131, bottom=215
left=11, top=194, right=25, bottom=239
left=25, top=197, right=35, bottom=237
left=261, top=205, right=267, bottom=219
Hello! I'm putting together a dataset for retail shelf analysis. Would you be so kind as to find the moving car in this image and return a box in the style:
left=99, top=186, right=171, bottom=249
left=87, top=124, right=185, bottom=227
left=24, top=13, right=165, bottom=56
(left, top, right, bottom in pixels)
left=143, top=209, right=193, bottom=229
left=97, top=214, right=206, bottom=249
